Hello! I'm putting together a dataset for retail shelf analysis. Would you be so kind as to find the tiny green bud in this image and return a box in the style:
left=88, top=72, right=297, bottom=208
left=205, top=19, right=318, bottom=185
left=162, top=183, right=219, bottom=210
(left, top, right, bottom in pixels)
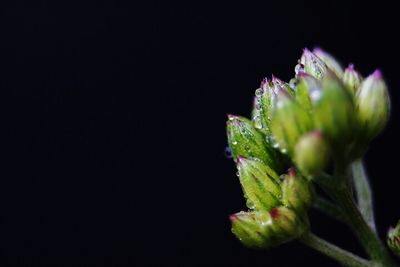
left=270, top=90, right=314, bottom=155
left=281, top=168, right=314, bottom=213
left=230, top=211, right=273, bottom=249
left=230, top=207, right=307, bottom=249
left=237, top=157, right=281, bottom=211
left=295, top=73, right=323, bottom=111
left=294, top=131, right=330, bottom=177
left=226, top=115, right=282, bottom=171
left=267, top=206, right=308, bottom=244
left=343, top=64, right=363, bottom=95
left=313, top=48, right=344, bottom=79
left=255, top=78, right=275, bottom=136
left=355, top=70, right=390, bottom=141
left=313, top=71, right=355, bottom=144
left=272, top=75, right=295, bottom=97
left=300, top=48, right=327, bottom=80
left=387, top=220, right=400, bottom=257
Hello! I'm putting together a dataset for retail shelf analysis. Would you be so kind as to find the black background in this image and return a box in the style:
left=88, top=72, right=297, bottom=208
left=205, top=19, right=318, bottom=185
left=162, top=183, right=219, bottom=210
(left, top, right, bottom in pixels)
left=1, top=1, right=400, bottom=266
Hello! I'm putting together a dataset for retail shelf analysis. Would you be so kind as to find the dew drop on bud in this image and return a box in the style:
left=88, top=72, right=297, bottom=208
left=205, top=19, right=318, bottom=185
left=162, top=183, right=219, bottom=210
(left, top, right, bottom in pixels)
left=255, top=88, right=263, bottom=97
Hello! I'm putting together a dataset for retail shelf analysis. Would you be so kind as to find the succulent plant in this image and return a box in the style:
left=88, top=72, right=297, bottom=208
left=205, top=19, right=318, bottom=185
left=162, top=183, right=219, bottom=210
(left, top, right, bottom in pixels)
left=226, top=48, right=398, bottom=267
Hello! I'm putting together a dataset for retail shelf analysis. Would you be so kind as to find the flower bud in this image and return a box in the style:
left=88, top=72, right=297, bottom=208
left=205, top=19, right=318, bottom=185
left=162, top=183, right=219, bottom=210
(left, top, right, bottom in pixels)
left=227, top=115, right=283, bottom=171
left=295, top=73, right=323, bottom=111
left=255, top=78, right=275, bottom=136
left=313, top=71, right=355, bottom=144
left=343, top=64, right=363, bottom=95
left=387, top=220, right=400, bottom=257
left=313, top=48, right=344, bottom=79
left=300, top=48, right=327, bottom=80
left=281, top=168, right=314, bottom=213
left=294, top=131, right=330, bottom=177
left=237, top=157, right=281, bottom=211
left=355, top=70, right=390, bottom=141
left=230, top=211, right=273, bottom=249
left=270, top=90, right=314, bottom=156
left=230, top=207, right=307, bottom=249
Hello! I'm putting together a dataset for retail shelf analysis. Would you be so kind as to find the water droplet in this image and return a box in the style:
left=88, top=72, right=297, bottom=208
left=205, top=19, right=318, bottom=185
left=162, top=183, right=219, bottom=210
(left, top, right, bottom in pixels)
left=253, top=115, right=262, bottom=129
left=281, top=148, right=287, bottom=154
left=273, top=143, right=279, bottom=148
left=295, top=64, right=304, bottom=74
left=246, top=199, right=256, bottom=210
left=279, top=174, right=286, bottom=181
left=260, top=218, right=273, bottom=226
left=255, top=103, right=261, bottom=110
left=310, top=90, right=322, bottom=101
left=232, top=141, right=238, bottom=145
left=255, top=88, right=263, bottom=97
left=224, top=146, right=233, bottom=158
left=236, top=171, right=240, bottom=177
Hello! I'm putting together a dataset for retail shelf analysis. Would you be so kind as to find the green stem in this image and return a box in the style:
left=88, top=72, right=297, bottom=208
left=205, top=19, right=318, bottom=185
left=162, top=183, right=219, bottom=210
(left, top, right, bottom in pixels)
left=313, top=196, right=346, bottom=223
left=351, top=159, right=376, bottom=232
left=332, top=165, right=397, bottom=267
left=300, top=232, right=370, bottom=267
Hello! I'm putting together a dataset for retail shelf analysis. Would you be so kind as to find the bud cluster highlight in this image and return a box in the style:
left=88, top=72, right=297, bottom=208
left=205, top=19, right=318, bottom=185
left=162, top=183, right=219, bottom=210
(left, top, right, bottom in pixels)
left=227, top=48, right=390, bottom=249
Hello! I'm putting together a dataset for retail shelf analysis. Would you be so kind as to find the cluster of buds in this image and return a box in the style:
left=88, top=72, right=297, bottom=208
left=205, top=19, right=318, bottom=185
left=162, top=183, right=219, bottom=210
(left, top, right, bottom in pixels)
left=227, top=48, right=390, bottom=248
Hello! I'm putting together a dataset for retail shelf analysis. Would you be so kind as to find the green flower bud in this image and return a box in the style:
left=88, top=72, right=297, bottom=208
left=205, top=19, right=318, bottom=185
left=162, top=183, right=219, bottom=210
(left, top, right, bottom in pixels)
left=294, top=131, right=330, bottom=177
left=268, top=206, right=308, bottom=244
left=300, top=48, right=327, bottom=80
left=295, top=73, right=323, bottom=111
left=313, top=48, right=344, bottom=79
left=270, top=90, right=314, bottom=155
left=387, top=220, right=400, bottom=257
left=255, top=77, right=295, bottom=138
left=227, top=115, right=282, bottom=171
left=281, top=168, right=314, bottom=213
left=355, top=70, right=390, bottom=141
left=313, top=71, right=355, bottom=144
left=343, top=64, right=363, bottom=95
left=230, top=207, right=307, bottom=249
left=230, top=211, right=273, bottom=249
left=237, top=157, right=281, bottom=211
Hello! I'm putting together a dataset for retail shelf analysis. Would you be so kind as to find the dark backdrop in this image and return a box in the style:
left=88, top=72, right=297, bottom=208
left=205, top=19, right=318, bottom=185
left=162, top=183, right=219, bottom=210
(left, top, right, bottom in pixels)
left=1, top=1, right=399, bottom=266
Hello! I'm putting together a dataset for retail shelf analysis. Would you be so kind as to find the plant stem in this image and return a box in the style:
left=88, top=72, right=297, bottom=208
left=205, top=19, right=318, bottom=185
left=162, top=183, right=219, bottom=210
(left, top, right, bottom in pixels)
left=300, top=232, right=371, bottom=267
left=332, top=165, right=397, bottom=267
left=313, top=196, right=346, bottom=223
left=351, top=159, right=376, bottom=232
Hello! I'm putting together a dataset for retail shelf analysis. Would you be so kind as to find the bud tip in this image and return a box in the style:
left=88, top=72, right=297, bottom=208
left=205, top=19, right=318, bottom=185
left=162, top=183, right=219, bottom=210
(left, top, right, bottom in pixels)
left=288, top=167, right=296, bottom=177
left=270, top=208, right=280, bottom=219
left=373, top=69, right=382, bottom=79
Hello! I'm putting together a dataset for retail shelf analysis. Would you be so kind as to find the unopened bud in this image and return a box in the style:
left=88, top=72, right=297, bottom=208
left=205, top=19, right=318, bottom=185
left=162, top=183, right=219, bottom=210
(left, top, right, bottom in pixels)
left=230, top=207, right=307, bottom=249
left=294, top=131, right=330, bottom=177
left=227, top=115, right=283, bottom=171
left=281, top=168, right=314, bottom=213
left=313, top=48, right=344, bottom=79
left=300, top=48, right=327, bottom=80
left=237, top=157, right=281, bottom=211
left=343, top=64, right=363, bottom=95
left=355, top=70, right=390, bottom=141
left=313, top=71, right=355, bottom=145
left=270, top=90, right=314, bottom=155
